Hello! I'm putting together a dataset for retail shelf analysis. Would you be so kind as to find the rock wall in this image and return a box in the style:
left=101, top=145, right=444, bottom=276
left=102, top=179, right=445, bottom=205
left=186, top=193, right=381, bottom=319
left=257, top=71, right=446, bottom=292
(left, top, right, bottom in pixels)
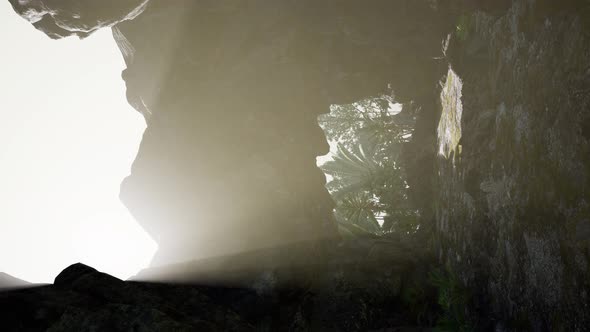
left=429, top=1, right=590, bottom=329
left=112, top=1, right=456, bottom=266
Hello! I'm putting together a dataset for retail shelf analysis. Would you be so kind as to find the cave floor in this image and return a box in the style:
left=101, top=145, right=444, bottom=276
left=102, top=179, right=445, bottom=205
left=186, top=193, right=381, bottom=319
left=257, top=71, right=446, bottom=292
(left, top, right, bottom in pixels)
left=0, top=236, right=440, bottom=331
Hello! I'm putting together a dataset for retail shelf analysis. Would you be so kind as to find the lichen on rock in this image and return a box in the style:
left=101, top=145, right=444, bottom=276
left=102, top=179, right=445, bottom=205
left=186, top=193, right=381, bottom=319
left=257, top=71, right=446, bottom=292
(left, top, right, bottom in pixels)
left=437, top=67, right=463, bottom=161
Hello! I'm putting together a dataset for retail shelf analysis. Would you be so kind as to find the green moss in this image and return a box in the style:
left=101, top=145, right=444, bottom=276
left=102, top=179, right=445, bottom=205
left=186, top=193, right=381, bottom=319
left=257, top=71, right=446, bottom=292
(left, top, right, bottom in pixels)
left=429, top=267, right=473, bottom=332
left=400, top=277, right=434, bottom=325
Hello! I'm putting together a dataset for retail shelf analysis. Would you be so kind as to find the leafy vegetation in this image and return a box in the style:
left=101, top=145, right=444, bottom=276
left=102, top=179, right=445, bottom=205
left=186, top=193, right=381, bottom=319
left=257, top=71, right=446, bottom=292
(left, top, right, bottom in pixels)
left=318, top=96, right=420, bottom=236
left=319, top=96, right=473, bottom=330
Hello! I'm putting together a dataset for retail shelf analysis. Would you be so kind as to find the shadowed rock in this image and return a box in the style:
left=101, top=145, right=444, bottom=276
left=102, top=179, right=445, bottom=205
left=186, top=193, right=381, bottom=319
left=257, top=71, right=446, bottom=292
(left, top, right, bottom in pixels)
left=0, top=242, right=434, bottom=332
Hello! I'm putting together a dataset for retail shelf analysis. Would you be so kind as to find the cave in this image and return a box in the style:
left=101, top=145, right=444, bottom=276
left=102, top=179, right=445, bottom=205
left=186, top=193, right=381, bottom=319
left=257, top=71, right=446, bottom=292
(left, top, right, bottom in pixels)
left=2, top=0, right=590, bottom=330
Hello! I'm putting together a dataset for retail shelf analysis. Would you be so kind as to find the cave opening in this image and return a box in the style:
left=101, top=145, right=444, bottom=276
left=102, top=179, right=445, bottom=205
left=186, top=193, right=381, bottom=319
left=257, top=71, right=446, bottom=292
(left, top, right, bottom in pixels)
left=0, top=1, right=155, bottom=284
left=318, top=95, right=421, bottom=237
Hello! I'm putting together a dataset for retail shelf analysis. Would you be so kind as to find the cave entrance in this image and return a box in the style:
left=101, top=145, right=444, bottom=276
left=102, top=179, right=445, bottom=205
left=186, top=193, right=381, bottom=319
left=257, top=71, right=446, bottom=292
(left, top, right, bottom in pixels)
left=0, top=2, right=155, bottom=284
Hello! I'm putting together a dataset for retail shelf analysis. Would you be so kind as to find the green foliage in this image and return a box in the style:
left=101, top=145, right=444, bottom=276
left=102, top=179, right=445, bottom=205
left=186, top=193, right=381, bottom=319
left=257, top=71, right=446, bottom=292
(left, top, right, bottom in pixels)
left=335, top=191, right=382, bottom=234
left=318, top=96, right=420, bottom=236
left=400, top=277, right=435, bottom=326
left=428, top=268, right=472, bottom=332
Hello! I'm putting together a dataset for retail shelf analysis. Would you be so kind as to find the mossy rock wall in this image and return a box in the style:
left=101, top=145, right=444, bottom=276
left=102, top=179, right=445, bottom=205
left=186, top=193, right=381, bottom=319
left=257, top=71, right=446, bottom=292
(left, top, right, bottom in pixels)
left=434, top=1, right=590, bottom=329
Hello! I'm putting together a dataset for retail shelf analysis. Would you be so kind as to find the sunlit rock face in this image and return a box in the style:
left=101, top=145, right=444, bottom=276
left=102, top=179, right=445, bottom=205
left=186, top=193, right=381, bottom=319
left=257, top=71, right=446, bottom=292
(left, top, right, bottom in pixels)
left=8, top=0, right=149, bottom=39
left=424, top=1, right=590, bottom=329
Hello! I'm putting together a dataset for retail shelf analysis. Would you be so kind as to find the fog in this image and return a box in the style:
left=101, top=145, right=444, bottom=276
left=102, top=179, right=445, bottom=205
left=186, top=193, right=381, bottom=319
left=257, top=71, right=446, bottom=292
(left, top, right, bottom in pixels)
left=0, top=1, right=156, bottom=283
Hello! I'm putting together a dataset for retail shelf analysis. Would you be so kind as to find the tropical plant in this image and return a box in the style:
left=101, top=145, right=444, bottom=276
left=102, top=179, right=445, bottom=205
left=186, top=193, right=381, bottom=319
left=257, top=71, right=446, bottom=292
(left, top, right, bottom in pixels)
left=318, top=96, right=419, bottom=236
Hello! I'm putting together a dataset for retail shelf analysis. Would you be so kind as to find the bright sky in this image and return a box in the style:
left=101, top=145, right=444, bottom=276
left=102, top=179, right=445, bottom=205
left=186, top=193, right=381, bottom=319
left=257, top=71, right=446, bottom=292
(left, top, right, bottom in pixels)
left=0, top=2, right=156, bottom=283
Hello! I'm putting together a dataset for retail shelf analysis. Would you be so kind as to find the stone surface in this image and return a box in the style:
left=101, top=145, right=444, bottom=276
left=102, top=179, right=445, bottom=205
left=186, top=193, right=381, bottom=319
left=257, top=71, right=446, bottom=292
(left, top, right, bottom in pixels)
left=6, top=0, right=590, bottom=330
left=0, top=239, right=434, bottom=332
left=7, top=0, right=149, bottom=39
left=0, top=273, right=31, bottom=290
left=405, top=0, right=590, bottom=330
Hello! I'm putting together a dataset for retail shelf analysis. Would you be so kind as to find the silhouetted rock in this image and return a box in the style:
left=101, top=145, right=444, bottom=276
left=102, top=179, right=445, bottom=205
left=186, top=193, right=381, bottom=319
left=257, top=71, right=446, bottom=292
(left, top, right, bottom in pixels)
left=0, top=263, right=252, bottom=331
left=0, top=273, right=30, bottom=290
left=53, top=263, right=99, bottom=286
left=0, top=242, right=435, bottom=332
